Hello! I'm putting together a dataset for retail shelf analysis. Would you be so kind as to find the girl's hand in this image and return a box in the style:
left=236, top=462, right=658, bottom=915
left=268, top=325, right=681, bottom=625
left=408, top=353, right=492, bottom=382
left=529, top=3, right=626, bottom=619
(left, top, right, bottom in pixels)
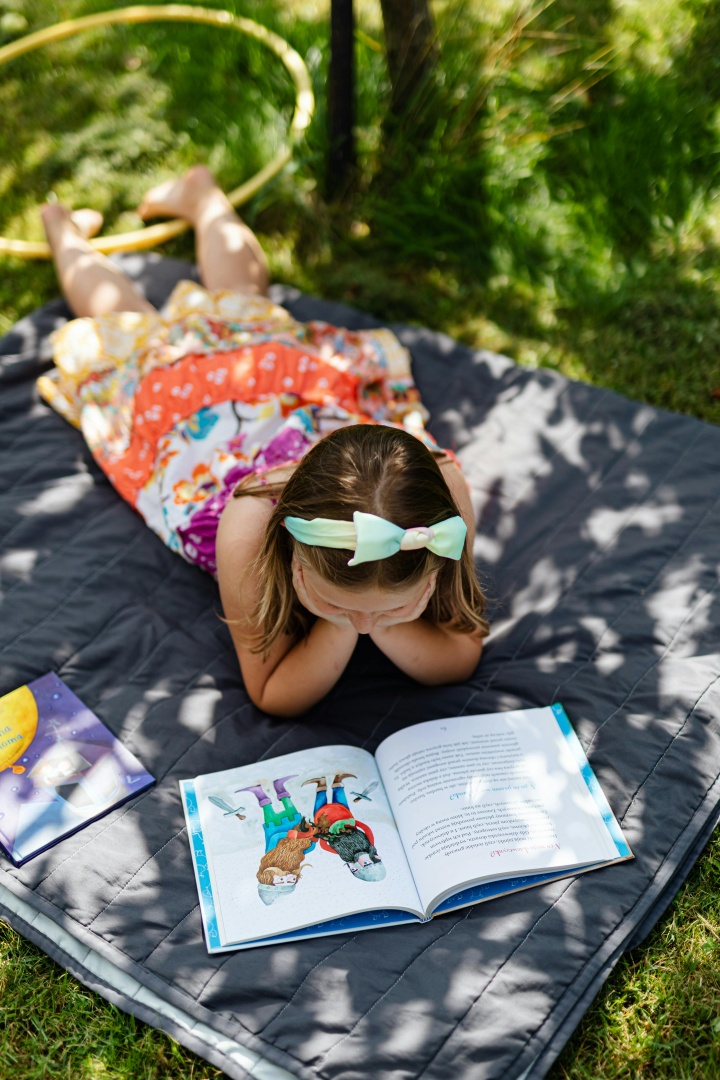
left=292, top=561, right=353, bottom=628
left=372, top=576, right=436, bottom=629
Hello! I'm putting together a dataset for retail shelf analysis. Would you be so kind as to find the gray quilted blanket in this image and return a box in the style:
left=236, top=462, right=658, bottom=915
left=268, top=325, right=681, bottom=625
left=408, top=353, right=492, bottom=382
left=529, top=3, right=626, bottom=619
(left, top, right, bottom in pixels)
left=1, top=255, right=719, bottom=1080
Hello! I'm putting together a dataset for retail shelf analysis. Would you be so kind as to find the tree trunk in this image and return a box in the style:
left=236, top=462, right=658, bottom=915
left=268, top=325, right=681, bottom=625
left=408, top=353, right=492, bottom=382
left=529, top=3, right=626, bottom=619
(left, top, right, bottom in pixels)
left=327, top=0, right=356, bottom=197
left=378, top=0, right=437, bottom=117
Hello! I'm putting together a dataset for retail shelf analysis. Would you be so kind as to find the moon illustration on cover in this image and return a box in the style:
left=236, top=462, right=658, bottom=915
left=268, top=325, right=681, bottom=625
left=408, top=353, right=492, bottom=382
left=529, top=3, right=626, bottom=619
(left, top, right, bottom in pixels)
left=0, top=685, right=39, bottom=771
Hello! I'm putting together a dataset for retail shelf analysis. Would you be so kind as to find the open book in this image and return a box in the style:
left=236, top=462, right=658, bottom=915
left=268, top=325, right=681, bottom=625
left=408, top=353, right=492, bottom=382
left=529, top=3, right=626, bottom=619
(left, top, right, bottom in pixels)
left=180, top=704, right=632, bottom=953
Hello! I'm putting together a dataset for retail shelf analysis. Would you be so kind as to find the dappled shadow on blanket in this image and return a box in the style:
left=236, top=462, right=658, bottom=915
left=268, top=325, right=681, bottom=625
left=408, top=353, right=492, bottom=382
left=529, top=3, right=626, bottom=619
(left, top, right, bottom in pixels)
left=0, top=274, right=719, bottom=1080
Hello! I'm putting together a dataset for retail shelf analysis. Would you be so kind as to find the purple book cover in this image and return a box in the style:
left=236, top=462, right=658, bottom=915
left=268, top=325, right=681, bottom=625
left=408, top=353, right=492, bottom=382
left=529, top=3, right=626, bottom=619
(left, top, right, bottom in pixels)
left=0, top=672, right=155, bottom=866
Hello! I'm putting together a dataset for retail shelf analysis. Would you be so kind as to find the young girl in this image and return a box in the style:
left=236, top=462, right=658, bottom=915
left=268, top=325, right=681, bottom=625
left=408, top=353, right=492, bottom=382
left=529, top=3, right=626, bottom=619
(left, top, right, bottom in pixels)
left=37, top=167, right=488, bottom=717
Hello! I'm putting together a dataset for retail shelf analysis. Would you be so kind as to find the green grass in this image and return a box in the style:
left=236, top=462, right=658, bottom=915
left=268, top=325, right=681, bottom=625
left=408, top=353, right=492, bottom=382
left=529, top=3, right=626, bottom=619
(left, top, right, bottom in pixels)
left=1, top=0, right=720, bottom=1076
left=0, top=918, right=223, bottom=1078
left=554, top=835, right=720, bottom=1079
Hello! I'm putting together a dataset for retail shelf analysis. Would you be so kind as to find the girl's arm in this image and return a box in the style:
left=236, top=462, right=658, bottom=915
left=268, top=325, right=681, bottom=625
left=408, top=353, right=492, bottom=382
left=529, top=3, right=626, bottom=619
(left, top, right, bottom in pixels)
left=216, top=496, right=358, bottom=716
left=369, top=458, right=484, bottom=683
left=369, top=620, right=484, bottom=684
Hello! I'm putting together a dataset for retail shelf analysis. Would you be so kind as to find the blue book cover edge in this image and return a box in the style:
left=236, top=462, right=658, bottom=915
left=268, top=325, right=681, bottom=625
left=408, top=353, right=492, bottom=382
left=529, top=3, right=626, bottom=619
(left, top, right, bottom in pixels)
left=551, top=702, right=631, bottom=858
left=180, top=779, right=221, bottom=950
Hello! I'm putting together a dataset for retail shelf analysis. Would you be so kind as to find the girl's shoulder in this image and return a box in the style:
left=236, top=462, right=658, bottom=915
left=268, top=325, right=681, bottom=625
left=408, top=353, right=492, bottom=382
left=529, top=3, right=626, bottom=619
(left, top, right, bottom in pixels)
left=216, top=491, right=275, bottom=573
left=439, top=455, right=469, bottom=499
left=234, top=462, right=298, bottom=491
left=438, top=457, right=475, bottom=546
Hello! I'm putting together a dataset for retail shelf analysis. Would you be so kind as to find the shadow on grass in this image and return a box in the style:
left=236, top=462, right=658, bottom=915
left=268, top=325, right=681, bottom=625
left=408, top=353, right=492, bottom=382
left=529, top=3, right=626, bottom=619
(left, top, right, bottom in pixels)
left=476, top=253, right=720, bottom=424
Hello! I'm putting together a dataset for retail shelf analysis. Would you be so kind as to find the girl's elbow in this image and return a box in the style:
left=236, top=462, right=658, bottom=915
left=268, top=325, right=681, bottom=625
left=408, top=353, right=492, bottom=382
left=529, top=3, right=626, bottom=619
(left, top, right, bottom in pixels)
left=246, top=682, right=313, bottom=718
left=458, top=639, right=484, bottom=680
left=425, top=640, right=484, bottom=685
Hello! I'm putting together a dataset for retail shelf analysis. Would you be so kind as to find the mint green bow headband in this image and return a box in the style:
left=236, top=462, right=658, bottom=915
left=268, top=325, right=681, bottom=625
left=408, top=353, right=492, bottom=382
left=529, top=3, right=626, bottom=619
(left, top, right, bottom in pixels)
left=284, top=510, right=467, bottom=566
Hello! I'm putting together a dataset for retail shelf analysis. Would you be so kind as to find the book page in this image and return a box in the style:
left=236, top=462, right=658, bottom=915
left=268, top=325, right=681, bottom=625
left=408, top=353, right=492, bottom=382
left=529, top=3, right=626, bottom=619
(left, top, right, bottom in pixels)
left=375, top=708, right=626, bottom=914
left=181, top=744, right=423, bottom=950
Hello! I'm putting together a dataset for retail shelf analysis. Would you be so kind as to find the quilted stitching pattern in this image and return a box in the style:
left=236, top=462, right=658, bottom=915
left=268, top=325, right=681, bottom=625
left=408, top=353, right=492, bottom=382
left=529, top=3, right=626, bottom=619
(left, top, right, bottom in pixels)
left=0, top=259, right=719, bottom=1080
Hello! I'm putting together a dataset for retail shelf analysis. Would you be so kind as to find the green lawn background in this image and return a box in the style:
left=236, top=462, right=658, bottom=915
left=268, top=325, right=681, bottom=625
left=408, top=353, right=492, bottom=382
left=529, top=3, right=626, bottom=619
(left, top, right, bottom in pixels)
left=1, top=0, right=720, bottom=1076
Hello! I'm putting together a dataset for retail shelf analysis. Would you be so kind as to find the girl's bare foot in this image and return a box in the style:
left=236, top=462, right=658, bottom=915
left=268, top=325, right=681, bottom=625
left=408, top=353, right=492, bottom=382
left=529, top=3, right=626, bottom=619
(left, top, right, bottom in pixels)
left=40, top=203, right=104, bottom=243
left=137, top=165, right=220, bottom=224
left=70, top=208, right=104, bottom=239
left=40, top=201, right=156, bottom=318
left=138, top=165, right=269, bottom=295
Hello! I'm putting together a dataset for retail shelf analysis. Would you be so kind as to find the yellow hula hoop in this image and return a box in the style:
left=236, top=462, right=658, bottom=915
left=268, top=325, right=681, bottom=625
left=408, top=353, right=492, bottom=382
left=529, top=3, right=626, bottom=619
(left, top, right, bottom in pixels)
left=0, top=4, right=315, bottom=259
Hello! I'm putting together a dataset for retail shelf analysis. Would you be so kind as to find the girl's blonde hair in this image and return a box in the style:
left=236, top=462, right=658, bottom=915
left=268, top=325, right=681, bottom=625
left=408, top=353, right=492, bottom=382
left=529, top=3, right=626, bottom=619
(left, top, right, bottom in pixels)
left=237, top=424, right=489, bottom=654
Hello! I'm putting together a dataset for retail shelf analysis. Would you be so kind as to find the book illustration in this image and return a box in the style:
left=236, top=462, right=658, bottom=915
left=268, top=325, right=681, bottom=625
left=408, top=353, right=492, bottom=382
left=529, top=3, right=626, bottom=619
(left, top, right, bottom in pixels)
left=351, top=780, right=379, bottom=803
left=207, top=795, right=246, bottom=820
left=0, top=684, right=38, bottom=774
left=211, top=771, right=386, bottom=907
left=0, top=673, right=155, bottom=865
left=293, top=774, right=386, bottom=882
left=236, top=774, right=314, bottom=905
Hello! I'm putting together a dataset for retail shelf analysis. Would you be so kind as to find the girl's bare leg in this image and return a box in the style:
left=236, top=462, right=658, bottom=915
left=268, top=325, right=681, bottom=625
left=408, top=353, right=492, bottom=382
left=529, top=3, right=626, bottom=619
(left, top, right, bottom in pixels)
left=137, top=165, right=269, bottom=295
left=40, top=204, right=156, bottom=318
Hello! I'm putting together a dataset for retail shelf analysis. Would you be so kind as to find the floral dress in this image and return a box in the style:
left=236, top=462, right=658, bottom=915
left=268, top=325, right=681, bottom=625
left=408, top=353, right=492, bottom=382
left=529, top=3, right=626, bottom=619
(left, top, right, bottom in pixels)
left=37, top=281, right=443, bottom=576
